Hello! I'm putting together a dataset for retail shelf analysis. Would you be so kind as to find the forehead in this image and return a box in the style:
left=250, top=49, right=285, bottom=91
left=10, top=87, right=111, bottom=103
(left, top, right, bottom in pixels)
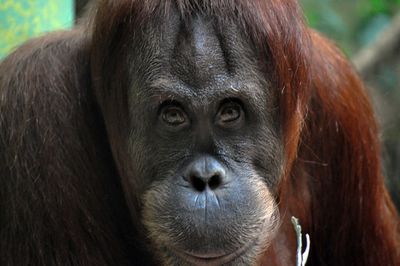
left=129, top=13, right=268, bottom=102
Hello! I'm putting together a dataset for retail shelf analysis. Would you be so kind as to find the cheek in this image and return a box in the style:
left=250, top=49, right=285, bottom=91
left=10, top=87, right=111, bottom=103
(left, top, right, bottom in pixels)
left=252, top=129, right=285, bottom=188
left=118, top=133, right=160, bottom=215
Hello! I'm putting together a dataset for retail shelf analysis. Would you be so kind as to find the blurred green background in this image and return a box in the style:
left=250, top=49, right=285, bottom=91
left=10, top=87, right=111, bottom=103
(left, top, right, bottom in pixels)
left=302, top=0, right=400, bottom=55
left=0, top=0, right=73, bottom=57
left=0, top=0, right=399, bottom=207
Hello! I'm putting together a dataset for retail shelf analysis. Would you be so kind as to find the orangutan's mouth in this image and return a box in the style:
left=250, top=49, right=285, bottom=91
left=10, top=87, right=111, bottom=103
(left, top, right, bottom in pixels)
left=174, top=242, right=254, bottom=266
left=172, top=217, right=272, bottom=265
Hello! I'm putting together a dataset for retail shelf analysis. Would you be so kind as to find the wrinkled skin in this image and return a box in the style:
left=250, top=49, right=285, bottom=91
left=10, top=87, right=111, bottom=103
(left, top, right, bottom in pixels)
left=118, top=15, right=284, bottom=265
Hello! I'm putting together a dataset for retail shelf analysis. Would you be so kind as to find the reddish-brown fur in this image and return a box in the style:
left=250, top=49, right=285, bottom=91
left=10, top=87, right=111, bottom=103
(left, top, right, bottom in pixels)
left=1, top=0, right=399, bottom=265
left=92, top=1, right=399, bottom=264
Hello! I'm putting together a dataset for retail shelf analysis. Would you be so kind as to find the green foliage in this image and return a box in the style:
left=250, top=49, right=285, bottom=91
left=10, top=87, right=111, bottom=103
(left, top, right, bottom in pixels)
left=0, top=0, right=74, bottom=58
left=301, top=0, right=399, bottom=55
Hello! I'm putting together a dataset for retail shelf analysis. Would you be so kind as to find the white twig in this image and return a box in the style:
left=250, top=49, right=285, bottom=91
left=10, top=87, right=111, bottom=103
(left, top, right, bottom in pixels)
left=291, top=216, right=311, bottom=266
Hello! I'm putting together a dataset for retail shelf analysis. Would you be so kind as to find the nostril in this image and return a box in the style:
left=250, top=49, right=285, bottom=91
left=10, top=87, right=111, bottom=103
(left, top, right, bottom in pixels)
left=190, top=175, right=207, bottom=192
left=185, top=156, right=227, bottom=192
left=208, top=175, right=222, bottom=190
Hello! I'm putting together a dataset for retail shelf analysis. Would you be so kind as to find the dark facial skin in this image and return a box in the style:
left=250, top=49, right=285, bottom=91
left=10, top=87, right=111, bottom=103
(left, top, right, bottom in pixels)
left=123, top=15, right=284, bottom=266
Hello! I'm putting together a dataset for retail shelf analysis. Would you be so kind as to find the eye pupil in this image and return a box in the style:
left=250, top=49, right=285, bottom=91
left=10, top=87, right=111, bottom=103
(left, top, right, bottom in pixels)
left=220, top=104, right=241, bottom=123
left=162, top=107, right=186, bottom=125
